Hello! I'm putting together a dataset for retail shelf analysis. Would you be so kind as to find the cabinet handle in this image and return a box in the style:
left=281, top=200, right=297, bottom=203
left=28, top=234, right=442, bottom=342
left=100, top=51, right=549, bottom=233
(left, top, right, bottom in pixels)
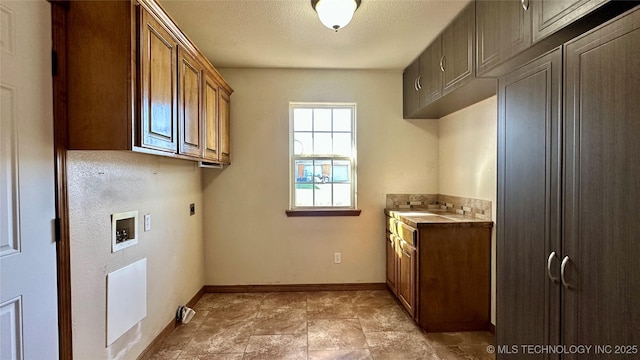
left=414, top=78, right=419, bottom=92
left=547, top=251, right=558, bottom=283
left=417, top=75, right=422, bottom=90
left=440, top=56, right=446, bottom=72
left=521, top=0, right=529, bottom=11
left=560, top=256, right=572, bottom=289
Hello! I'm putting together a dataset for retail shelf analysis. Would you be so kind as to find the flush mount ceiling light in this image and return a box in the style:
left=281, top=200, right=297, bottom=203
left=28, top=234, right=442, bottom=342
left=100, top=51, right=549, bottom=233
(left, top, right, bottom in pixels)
left=311, top=0, right=362, bottom=31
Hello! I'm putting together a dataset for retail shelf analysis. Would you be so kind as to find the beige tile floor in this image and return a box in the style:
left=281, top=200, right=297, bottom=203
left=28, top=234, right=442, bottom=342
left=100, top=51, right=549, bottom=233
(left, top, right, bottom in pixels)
left=149, top=290, right=495, bottom=360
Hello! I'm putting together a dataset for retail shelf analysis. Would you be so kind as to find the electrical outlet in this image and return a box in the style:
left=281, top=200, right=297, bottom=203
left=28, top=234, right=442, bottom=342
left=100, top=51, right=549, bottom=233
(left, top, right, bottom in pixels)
left=190, top=203, right=195, bottom=216
left=144, top=214, right=151, bottom=232
left=334, top=252, right=341, bottom=264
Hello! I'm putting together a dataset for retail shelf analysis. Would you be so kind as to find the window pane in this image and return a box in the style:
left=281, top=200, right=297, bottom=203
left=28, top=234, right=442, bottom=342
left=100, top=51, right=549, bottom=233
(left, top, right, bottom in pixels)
left=314, top=184, right=332, bottom=206
left=293, top=108, right=312, bottom=131
left=333, top=108, right=351, bottom=132
left=294, top=132, right=312, bottom=155
left=313, top=160, right=331, bottom=183
left=313, top=133, right=332, bottom=155
left=295, top=186, right=314, bottom=207
left=333, top=184, right=351, bottom=206
left=294, top=159, right=313, bottom=182
left=332, top=160, right=351, bottom=182
left=333, top=133, right=351, bottom=156
left=313, top=109, right=332, bottom=131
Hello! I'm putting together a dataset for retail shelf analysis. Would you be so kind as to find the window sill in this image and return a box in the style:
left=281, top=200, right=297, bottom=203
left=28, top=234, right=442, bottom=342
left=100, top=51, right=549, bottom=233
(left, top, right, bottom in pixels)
left=285, top=209, right=362, bottom=217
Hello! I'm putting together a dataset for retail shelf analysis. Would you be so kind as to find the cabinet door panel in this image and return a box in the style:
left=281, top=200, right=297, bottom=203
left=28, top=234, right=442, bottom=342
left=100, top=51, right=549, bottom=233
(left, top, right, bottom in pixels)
left=442, top=3, right=474, bottom=95
left=563, top=9, right=640, bottom=358
left=202, top=73, right=219, bottom=161
left=402, top=59, right=420, bottom=118
left=386, top=234, right=398, bottom=296
left=140, top=9, right=177, bottom=152
left=178, top=48, right=202, bottom=157
left=532, top=0, right=608, bottom=42
left=477, top=0, right=532, bottom=76
left=419, top=36, right=443, bottom=107
left=397, top=240, right=416, bottom=318
left=497, top=48, right=562, bottom=359
left=219, top=89, right=231, bottom=164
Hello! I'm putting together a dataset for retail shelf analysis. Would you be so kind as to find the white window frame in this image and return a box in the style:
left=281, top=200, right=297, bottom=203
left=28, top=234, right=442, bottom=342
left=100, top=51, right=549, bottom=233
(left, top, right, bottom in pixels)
left=289, top=102, right=357, bottom=210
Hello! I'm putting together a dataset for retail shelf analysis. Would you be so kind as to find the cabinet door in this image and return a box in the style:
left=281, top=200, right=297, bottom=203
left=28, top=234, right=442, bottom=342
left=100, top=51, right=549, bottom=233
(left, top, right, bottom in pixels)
left=386, top=234, right=398, bottom=296
left=418, top=35, right=443, bottom=107
left=178, top=47, right=203, bottom=157
left=442, top=3, right=474, bottom=95
left=202, top=71, right=219, bottom=161
left=402, top=59, right=420, bottom=118
left=397, top=240, right=417, bottom=318
left=497, top=47, right=562, bottom=359
left=218, top=89, right=231, bottom=164
left=563, top=8, right=640, bottom=359
left=476, top=0, right=532, bottom=76
left=139, top=8, right=178, bottom=153
left=532, top=0, right=608, bottom=42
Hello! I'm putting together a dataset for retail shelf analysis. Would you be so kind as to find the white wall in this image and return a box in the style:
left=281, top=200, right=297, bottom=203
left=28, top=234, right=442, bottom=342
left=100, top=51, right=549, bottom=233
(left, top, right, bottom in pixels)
left=202, top=68, right=439, bottom=285
left=67, top=151, right=205, bottom=360
left=438, top=96, right=497, bottom=324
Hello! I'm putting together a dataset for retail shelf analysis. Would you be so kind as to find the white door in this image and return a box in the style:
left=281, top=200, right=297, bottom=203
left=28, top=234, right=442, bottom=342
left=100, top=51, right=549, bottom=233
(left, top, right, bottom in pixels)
left=1, top=1, right=59, bottom=359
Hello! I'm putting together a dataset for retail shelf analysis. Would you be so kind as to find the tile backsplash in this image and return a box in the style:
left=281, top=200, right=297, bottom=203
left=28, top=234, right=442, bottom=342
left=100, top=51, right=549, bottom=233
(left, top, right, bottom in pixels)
left=386, top=194, right=492, bottom=220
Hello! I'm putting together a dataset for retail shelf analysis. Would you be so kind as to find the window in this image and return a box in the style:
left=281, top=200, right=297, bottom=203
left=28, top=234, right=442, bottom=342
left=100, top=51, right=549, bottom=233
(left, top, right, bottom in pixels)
left=288, top=103, right=358, bottom=215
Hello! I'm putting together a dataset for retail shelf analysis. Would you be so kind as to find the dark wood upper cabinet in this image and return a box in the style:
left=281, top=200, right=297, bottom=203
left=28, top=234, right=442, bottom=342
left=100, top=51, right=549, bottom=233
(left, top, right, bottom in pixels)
left=476, top=0, right=532, bottom=77
left=177, top=47, right=203, bottom=157
left=403, top=3, right=495, bottom=119
left=497, top=47, right=562, bottom=359
left=442, top=4, right=474, bottom=95
left=402, top=59, right=421, bottom=118
left=418, top=35, right=443, bottom=106
left=532, top=0, right=608, bottom=42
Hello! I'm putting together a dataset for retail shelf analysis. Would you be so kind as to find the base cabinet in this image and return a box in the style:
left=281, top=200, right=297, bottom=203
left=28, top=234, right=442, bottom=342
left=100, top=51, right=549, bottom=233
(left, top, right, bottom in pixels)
left=385, top=212, right=492, bottom=332
left=497, top=6, right=640, bottom=359
left=397, top=237, right=417, bottom=318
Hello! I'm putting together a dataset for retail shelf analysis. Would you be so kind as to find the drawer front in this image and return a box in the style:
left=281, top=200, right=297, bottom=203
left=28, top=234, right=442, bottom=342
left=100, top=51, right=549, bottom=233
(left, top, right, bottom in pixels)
left=386, top=216, right=397, bottom=235
left=397, top=222, right=417, bottom=246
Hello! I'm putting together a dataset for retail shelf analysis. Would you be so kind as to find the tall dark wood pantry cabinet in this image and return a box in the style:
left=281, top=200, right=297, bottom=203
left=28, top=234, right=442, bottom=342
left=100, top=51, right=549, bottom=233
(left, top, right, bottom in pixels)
left=497, top=6, right=640, bottom=359
left=497, top=47, right=562, bottom=358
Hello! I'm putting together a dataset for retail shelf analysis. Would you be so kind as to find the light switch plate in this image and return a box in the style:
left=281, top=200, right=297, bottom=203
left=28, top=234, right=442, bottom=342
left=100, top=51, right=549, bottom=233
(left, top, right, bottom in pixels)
left=144, top=214, right=151, bottom=232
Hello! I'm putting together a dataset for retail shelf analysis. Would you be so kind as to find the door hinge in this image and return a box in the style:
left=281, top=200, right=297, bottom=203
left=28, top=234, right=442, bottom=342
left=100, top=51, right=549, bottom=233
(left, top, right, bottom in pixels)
left=55, top=217, right=61, bottom=242
left=52, top=50, right=58, bottom=76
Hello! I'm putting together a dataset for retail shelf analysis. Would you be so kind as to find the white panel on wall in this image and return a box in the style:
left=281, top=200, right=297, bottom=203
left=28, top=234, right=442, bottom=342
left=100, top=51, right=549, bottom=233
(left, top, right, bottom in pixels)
left=106, top=258, right=147, bottom=346
left=0, top=84, right=20, bottom=258
left=0, top=296, right=23, bottom=360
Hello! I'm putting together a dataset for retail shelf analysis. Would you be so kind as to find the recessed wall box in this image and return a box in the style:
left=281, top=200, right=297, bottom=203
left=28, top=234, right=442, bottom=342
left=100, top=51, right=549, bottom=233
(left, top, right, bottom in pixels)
left=111, top=211, right=138, bottom=253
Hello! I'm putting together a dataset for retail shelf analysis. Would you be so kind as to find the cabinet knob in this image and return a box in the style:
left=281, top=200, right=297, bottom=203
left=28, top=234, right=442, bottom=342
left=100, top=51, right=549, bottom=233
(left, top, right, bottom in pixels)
left=560, top=256, right=572, bottom=289
left=547, top=251, right=559, bottom=283
left=521, top=0, right=530, bottom=11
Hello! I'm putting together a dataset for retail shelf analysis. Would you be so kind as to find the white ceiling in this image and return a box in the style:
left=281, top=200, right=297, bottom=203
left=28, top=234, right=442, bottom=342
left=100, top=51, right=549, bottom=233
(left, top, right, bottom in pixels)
left=159, top=0, right=472, bottom=70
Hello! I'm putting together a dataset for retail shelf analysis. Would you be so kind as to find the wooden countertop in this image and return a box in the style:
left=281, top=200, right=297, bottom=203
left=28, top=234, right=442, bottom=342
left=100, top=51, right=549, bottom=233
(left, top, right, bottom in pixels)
left=384, top=209, right=493, bottom=229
